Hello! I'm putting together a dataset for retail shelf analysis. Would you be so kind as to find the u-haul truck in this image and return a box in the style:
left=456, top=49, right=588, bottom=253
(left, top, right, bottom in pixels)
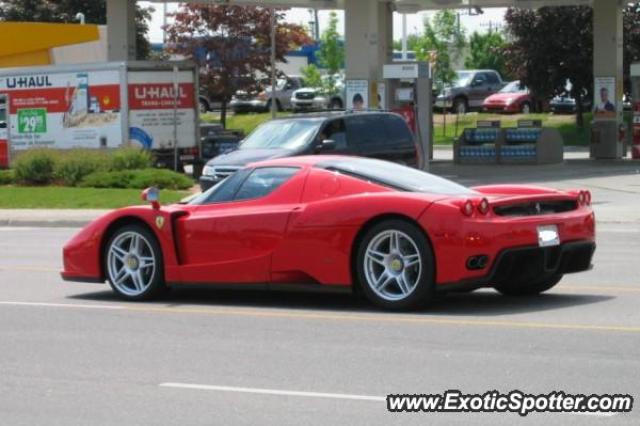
left=0, top=61, right=200, bottom=170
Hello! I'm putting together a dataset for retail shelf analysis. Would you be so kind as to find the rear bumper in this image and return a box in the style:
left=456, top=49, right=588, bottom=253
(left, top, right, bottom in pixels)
left=438, top=241, right=595, bottom=292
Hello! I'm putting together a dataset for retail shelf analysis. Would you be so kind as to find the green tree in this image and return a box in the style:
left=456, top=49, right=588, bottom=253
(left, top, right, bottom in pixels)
left=316, top=10, right=343, bottom=94
left=465, top=31, right=508, bottom=79
left=317, top=11, right=343, bottom=74
left=166, top=4, right=310, bottom=127
left=415, top=10, right=466, bottom=92
left=0, top=0, right=153, bottom=59
left=301, top=63, right=323, bottom=88
left=505, top=6, right=593, bottom=126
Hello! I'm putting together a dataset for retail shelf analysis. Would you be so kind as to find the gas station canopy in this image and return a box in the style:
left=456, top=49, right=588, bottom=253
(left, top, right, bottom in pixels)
left=145, top=0, right=593, bottom=12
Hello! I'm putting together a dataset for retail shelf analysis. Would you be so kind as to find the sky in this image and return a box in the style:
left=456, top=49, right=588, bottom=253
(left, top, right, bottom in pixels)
left=139, top=2, right=507, bottom=44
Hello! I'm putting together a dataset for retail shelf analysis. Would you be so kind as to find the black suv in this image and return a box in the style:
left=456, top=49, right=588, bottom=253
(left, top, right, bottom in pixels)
left=199, top=112, right=417, bottom=191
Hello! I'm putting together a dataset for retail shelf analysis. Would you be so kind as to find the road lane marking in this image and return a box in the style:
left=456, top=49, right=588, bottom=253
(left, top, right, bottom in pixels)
left=158, top=383, right=618, bottom=417
left=0, top=301, right=124, bottom=310
left=159, top=383, right=384, bottom=402
left=1, top=300, right=639, bottom=333
left=125, top=305, right=640, bottom=333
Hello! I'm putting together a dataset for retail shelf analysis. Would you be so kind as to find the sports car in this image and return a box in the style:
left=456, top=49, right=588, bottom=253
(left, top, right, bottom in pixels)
left=62, top=156, right=596, bottom=310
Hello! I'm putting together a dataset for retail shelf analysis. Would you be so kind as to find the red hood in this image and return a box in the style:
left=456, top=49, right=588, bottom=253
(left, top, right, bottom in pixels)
left=484, top=92, right=529, bottom=104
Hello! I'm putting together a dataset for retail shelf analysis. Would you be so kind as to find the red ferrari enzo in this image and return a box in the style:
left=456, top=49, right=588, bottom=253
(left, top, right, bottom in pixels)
left=62, top=156, right=596, bottom=310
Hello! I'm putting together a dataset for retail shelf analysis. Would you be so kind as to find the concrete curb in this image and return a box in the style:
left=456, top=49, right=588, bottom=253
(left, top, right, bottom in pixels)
left=0, top=219, right=93, bottom=228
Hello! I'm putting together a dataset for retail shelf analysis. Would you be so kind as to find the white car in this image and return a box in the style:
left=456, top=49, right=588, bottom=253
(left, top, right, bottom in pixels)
left=291, top=76, right=345, bottom=112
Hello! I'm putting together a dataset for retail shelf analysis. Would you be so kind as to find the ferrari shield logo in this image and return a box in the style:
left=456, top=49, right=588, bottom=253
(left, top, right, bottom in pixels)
left=155, top=216, right=165, bottom=229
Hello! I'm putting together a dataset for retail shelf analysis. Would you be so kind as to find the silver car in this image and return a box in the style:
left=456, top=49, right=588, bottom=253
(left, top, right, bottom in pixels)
left=230, top=76, right=304, bottom=113
left=291, top=76, right=345, bottom=112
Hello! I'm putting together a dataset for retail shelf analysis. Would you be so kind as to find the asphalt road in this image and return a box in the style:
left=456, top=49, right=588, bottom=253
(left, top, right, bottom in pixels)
left=0, top=223, right=638, bottom=426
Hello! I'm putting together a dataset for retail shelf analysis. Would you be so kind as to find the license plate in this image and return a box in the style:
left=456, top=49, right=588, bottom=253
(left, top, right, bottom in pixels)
left=537, top=225, right=560, bottom=247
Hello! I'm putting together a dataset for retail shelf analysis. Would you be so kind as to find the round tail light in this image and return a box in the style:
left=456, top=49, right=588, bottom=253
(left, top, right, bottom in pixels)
left=461, top=200, right=474, bottom=217
left=578, top=191, right=586, bottom=205
left=584, top=190, right=592, bottom=206
left=477, top=198, right=490, bottom=215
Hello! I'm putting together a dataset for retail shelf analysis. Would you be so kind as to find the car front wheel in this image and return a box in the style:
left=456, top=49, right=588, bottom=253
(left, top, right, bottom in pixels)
left=494, top=274, right=563, bottom=296
left=356, top=220, right=435, bottom=310
left=105, top=224, right=165, bottom=300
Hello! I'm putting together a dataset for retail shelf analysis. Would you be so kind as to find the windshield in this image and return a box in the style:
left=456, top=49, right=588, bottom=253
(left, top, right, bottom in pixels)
left=240, top=119, right=321, bottom=151
left=318, top=158, right=475, bottom=195
left=453, top=71, right=473, bottom=87
left=500, top=81, right=527, bottom=94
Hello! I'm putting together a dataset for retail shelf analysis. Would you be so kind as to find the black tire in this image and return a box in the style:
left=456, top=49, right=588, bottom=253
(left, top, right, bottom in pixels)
left=494, top=274, right=563, bottom=297
left=103, top=224, right=166, bottom=301
left=520, top=102, right=532, bottom=114
left=199, top=99, right=209, bottom=114
left=453, top=97, right=468, bottom=114
left=355, top=220, right=435, bottom=311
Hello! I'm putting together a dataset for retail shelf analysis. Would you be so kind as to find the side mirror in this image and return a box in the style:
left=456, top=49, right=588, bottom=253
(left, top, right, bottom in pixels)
left=142, top=187, right=160, bottom=210
left=319, top=139, right=336, bottom=152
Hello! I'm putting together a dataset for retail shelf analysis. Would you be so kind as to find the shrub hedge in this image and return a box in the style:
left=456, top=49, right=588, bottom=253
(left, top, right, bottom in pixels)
left=9, top=148, right=188, bottom=189
left=0, top=169, right=14, bottom=185
left=80, top=169, right=193, bottom=190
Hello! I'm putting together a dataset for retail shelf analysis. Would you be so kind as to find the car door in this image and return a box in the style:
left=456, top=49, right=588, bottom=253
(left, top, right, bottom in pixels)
left=175, top=167, right=306, bottom=284
left=468, top=72, right=489, bottom=108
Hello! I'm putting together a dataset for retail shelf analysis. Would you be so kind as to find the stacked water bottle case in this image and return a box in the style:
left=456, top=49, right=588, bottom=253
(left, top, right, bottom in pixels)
left=454, top=120, right=563, bottom=165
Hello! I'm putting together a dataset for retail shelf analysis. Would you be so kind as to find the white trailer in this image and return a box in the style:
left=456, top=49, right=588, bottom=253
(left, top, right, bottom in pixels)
left=0, top=61, right=200, bottom=170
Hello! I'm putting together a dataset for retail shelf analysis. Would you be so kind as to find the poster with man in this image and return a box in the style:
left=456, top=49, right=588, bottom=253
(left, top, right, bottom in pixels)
left=593, top=77, right=616, bottom=119
left=346, top=80, right=368, bottom=111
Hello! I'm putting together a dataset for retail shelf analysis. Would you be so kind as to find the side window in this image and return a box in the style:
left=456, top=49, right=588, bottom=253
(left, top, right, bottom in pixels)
left=383, top=115, right=414, bottom=147
left=319, top=119, right=347, bottom=151
left=486, top=72, right=500, bottom=85
left=473, top=73, right=487, bottom=86
left=234, top=167, right=300, bottom=201
left=199, top=169, right=252, bottom=204
left=346, top=115, right=389, bottom=148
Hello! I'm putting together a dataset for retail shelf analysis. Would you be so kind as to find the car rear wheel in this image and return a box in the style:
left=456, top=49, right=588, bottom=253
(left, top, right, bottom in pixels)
left=356, top=220, right=435, bottom=310
left=105, top=224, right=165, bottom=300
left=494, top=274, right=563, bottom=296
left=453, top=97, right=468, bottom=114
left=520, top=102, right=531, bottom=114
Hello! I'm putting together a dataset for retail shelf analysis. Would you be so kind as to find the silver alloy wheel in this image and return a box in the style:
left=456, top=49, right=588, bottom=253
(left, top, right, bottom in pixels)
left=363, top=230, right=422, bottom=302
left=107, top=231, right=156, bottom=297
left=522, top=103, right=531, bottom=114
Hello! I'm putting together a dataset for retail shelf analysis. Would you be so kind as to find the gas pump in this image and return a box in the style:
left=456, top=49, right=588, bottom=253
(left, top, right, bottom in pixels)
left=630, top=63, right=640, bottom=159
left=382, top=62, right=433, bottom=171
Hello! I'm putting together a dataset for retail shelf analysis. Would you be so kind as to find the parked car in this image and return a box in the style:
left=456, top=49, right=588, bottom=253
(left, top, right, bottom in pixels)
left=230, top=76, right=305, bottom=113
left=482, top=81, right=532, bottom=114
left=62, top=156, right=596, bottom=310
left=291, top=75, right=345, bottom=112
left=550, top=93, right=593, bottom=114
left=199, top=111, right=417, bottom=191
left=435, top=70, right=505, bottom=114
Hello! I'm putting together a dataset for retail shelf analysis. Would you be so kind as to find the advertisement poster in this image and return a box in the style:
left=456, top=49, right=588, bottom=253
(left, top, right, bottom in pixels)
left=346, top=80, right=368, bottom=111
left=127, top=71, right=196, bottom=150
left=0, top=70, right=122, bottom=150
left=593, top=77, right=617, bottom=120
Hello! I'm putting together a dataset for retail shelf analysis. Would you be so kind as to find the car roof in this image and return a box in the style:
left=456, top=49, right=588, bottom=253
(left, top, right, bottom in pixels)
left=271, top=111, right=399, bottom=121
